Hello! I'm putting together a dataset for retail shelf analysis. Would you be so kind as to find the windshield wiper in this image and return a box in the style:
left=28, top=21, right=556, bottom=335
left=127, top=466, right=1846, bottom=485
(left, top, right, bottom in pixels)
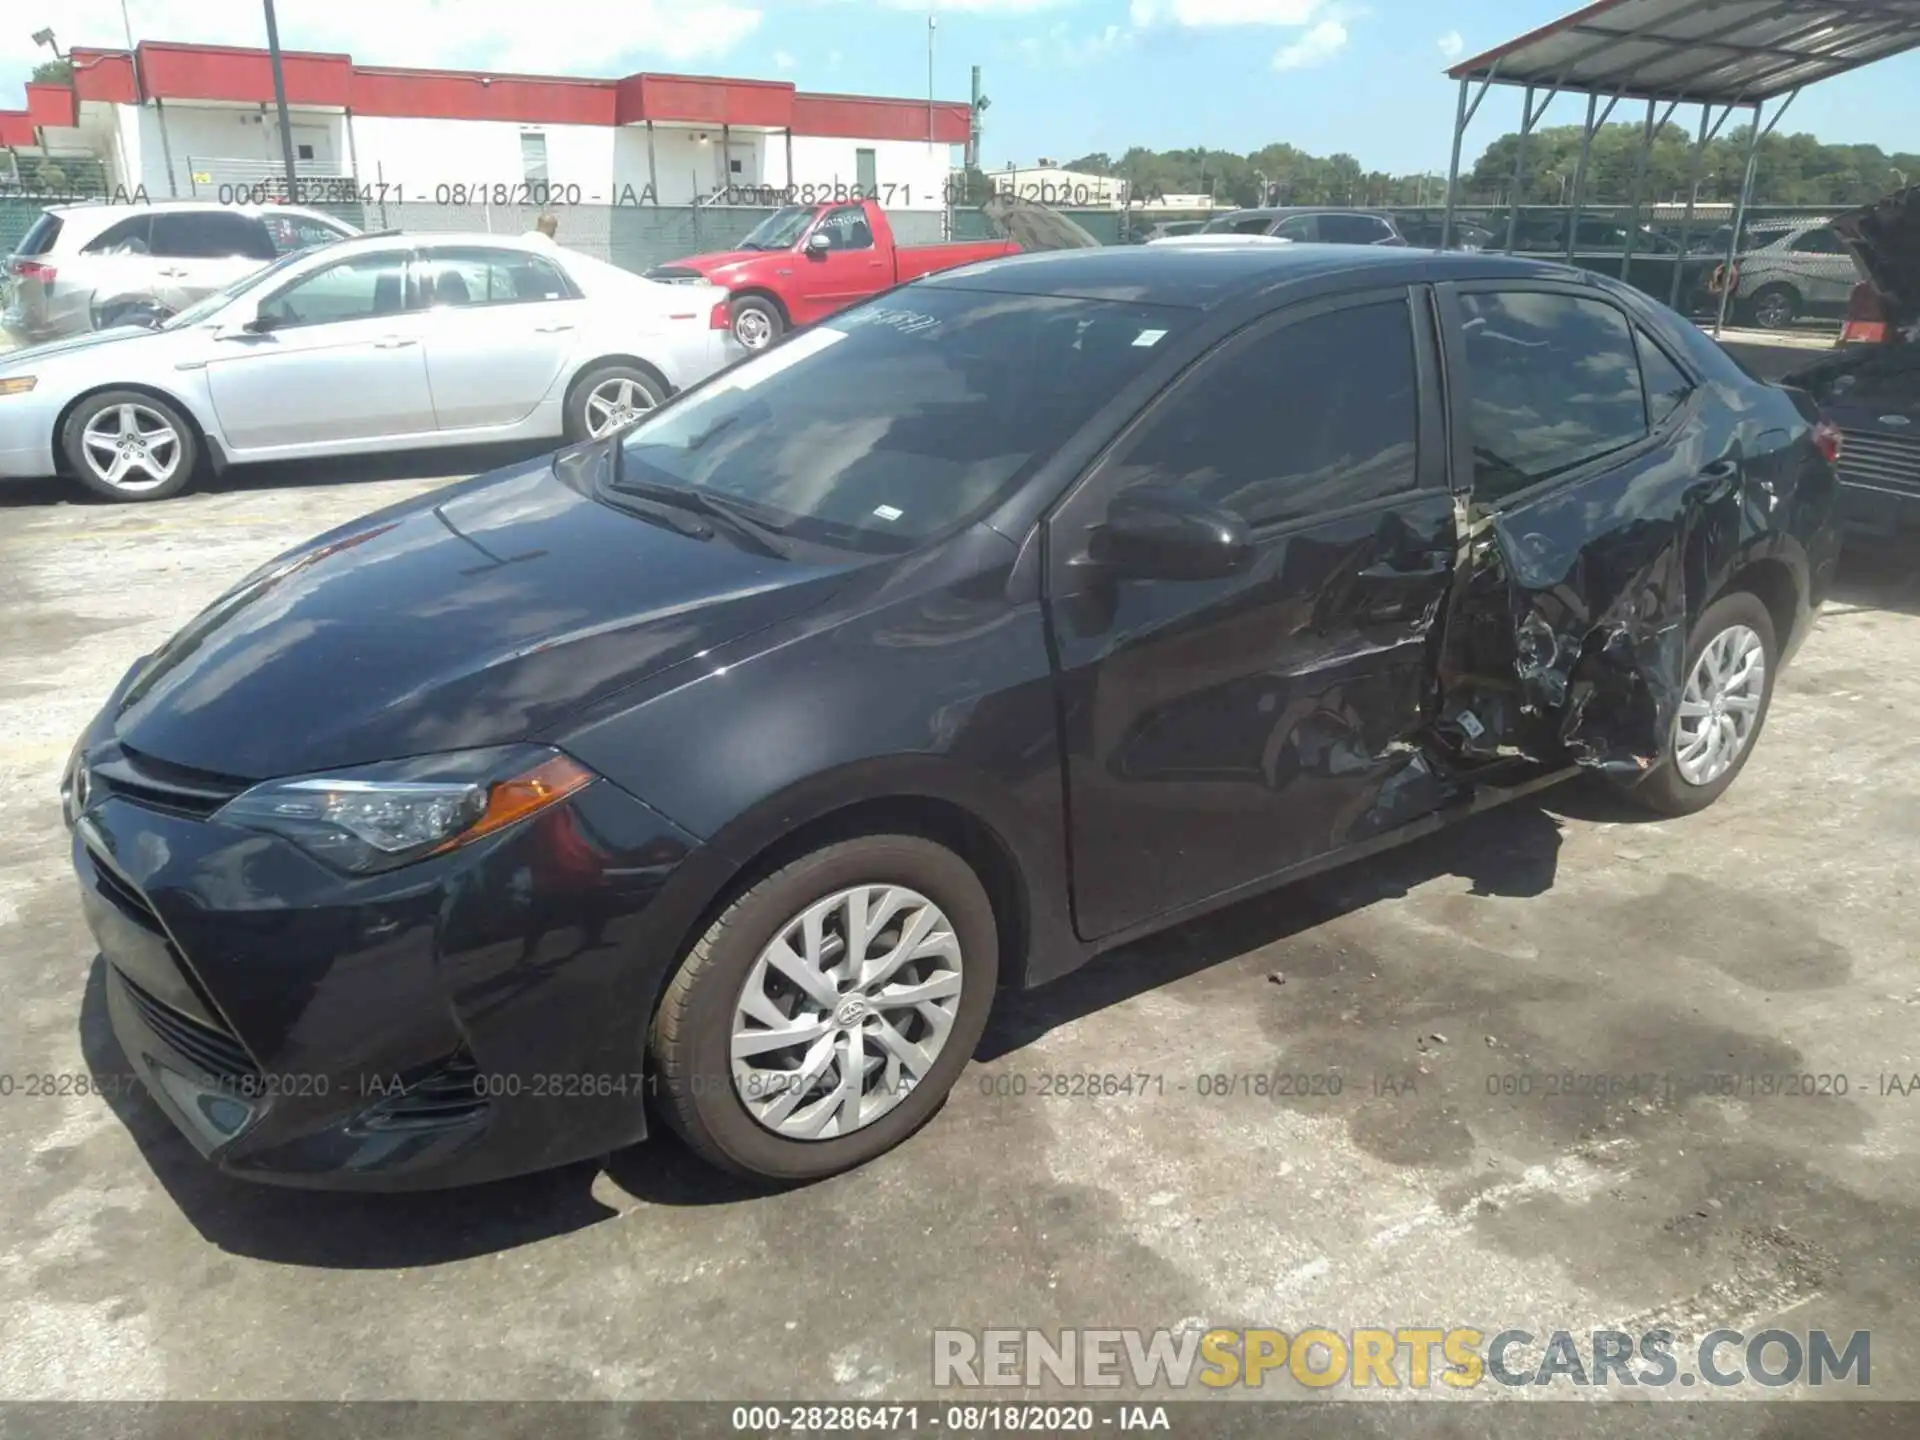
left=608, top=475, right=791, bottom=557
left=593, top=484, right=715, bottom=541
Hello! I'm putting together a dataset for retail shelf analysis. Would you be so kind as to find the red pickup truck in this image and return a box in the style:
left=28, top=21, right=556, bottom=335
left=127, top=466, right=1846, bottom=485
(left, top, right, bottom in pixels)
left=646, top=198, right=1022, bottom=351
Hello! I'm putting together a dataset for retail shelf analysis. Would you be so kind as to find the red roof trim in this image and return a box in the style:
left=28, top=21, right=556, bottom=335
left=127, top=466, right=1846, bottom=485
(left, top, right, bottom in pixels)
left=36, top=39, right=963, bottom=138
left=0, top=110, right=33, bottom=146
left=26, top=83, right=80, bottom=130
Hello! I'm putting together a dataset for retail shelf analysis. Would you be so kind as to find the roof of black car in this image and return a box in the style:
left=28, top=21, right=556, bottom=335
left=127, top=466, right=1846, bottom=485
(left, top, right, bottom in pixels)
left=923, top=243, right=1591, bottom=310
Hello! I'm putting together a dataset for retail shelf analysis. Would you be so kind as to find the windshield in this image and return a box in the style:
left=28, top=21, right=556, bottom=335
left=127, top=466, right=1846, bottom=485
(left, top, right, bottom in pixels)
left=614, top=287, right=1192, bottom=554
left=737, top=206, right=817, bottom=251
left=160, top=247, right=322, bottom=329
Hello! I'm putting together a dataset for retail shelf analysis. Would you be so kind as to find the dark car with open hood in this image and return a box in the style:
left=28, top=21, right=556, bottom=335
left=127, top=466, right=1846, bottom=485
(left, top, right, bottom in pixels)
left=66, top=243, right=1841, bottom=1189
left=1782, top=183, right=1920, bottom=540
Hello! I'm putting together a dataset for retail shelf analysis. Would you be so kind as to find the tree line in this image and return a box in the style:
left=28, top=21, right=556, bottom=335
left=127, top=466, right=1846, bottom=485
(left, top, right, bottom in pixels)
left=1059, top=124, right=1920, bottom=210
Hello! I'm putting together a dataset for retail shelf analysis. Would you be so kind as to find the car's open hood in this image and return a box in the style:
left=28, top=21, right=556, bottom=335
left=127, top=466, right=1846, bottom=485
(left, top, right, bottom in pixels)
left=1833, top=183, right=1920, bottom=326
left=109, top=445, right=853, bottom=779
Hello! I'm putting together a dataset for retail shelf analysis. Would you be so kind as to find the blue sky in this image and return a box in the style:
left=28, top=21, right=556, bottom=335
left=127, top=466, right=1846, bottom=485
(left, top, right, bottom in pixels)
left=9, top=0, right=1920, bottom=175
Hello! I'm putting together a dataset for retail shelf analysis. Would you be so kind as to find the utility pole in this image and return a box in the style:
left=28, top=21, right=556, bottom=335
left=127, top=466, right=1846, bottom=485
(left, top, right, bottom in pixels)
left=967, top=65, right=983, bottom=171
left=927, top=15, right=937, bottom=155
left=263, top=0, right=300, bottom=201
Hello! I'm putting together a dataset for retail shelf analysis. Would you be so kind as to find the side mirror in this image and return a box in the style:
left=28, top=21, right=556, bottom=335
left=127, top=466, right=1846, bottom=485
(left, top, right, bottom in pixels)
left=1090, top=484, right=1254, bottom=581
left=241, top=312, right=281, bottom=334
left=804, top=231, right=831, bottom=256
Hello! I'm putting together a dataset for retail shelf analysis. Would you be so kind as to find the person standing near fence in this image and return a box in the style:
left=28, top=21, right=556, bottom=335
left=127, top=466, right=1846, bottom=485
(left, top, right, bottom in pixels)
left=525, top=213, right=559, bottom=243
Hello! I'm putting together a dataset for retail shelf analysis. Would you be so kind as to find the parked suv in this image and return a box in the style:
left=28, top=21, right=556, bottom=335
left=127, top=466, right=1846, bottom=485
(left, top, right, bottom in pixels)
left=3, top=201, right=359, bottom=343
left=1718, top=219, right=1858, bottom=329
left=1199, top=207, right=1407, bottom=245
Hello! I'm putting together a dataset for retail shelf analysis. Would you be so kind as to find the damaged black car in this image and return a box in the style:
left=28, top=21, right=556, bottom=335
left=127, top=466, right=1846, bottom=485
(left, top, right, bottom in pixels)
left=66, top=243, right=1841, bottom=1190
left=1783, top=183, right=1920, bottom=541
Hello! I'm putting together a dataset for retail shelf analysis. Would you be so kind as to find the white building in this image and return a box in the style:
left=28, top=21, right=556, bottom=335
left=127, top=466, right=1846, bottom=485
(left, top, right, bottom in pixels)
left=4, top=42, right=971, bottom=212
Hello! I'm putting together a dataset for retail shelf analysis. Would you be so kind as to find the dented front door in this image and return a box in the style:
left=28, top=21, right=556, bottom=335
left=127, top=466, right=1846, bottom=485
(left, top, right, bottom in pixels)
left=1045, top=289, right=1459, bottom=941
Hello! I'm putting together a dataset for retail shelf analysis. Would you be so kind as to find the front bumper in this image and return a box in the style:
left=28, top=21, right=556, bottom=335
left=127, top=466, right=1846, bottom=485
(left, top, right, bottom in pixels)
left=70, top=737, right=707, bottom=1190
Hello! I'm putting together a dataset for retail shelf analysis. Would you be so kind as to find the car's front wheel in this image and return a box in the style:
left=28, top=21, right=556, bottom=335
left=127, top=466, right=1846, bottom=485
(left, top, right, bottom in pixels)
left=1618, top=591, right=1778, bottom=816
left=730, top=295, right=784, bottom=352
left=59, top=390, right=199, bottom=502
left=649, top=834, right=998, bottom=1181
left=1747, top=283, right=1801, bottom=329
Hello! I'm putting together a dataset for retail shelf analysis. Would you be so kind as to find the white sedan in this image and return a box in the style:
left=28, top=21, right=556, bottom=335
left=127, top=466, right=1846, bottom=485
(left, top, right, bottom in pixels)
left=0, top=233, right=742, bottom=501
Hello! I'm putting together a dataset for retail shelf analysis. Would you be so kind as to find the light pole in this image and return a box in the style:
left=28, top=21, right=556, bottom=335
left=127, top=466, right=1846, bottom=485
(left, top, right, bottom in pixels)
left=927, top=15, right=937, bottom=155
left=263, top=0, right=300, bottom=200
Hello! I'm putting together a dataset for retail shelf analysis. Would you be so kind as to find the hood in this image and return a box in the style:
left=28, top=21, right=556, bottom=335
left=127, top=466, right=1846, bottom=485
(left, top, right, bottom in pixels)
left=980, top=196, right=1103, bottom=252
left=110, top=445, right=853, bottom=779
left=0, top=324, right=165, bottom=369
left=647, top=251, right=773, bottom=281
left=1833, top=184, right=1920, bottom=326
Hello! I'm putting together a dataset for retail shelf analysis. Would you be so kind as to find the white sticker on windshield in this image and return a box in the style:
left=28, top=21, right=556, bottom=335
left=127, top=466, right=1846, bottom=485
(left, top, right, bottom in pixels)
left=1133, top=329, right=1168, bottom=347
left=873, top=505, right=904, bottom=521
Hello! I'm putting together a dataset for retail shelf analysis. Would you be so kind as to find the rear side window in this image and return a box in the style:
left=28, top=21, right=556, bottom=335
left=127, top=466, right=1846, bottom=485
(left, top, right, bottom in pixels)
left=1108, top=299, right=1421, bottom=529
left=1637, top=330, right=1695, bottom=428
left=1319, top=214, right=1392, bottom=244
left=151, top=212, right=277, bottom=261
left=1459, top=290, right=1648, bottom=502
left=417, top=247, right=577, bottom=306
left=1788, top=227, right=1848, bottom=255
left=13, top=212, right=62, bottom=257
left=81, top=215, right=153, bottom=256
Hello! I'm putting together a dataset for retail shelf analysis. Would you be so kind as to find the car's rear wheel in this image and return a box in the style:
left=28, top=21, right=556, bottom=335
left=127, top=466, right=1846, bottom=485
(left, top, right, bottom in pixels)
left=1617, top=591, right=1778, bottom=816
left=1747, top=283, right=1801, bottom=329
left=730, top=295, right=784, bottom=352
left=565, top=363, right=665, bottom=442
left=649, top=834, right=998, bottom=1181
left=60, top=390, right=198, bottom=503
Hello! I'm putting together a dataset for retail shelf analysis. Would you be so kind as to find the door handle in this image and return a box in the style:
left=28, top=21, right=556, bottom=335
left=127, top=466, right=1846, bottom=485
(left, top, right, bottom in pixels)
left=373, top=337, right=418, bottom=349
left=534, top=323, right=575, bottom=333
left=158, top=268, right=188, bottom=278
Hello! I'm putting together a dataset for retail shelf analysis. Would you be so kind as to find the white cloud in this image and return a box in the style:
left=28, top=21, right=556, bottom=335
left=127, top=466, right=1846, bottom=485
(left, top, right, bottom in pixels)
left=2, top=0, right=763, bottom=107
left=1437, top=29, right=1464, bottom=59
left=1018, top=22, right=1130, bottom=66
left=773, top=49, right=796, bottom=70
left=1130, top=0, right=1324, bottom=27
left=1272, top=16, right=1346, bottom=68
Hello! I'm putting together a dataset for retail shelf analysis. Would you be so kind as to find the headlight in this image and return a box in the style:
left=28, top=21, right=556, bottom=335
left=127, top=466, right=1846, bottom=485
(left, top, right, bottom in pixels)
left=214, top=746, right=595, bottom=875
left=0, top=376, right=36, bottom=397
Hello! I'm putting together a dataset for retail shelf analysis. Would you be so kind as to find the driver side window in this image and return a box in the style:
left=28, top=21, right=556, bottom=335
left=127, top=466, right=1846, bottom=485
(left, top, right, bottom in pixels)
left=256, top=252, right=410, bottom=329
left=814, top=206, right=875, bottom=251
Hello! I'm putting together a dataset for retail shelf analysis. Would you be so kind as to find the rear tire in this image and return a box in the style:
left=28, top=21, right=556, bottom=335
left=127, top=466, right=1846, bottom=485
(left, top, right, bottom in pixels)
left=730, top=295, right=784, bottom=352
left=1615, top=591, right=1778, bottom=817
left=59, top=390, right=198, bottom=503
left=564, top=363, right=665, bottom=442
left=649, top=834, right=998, bottom=1182
left=1747, top=283, right=1801, bottom=330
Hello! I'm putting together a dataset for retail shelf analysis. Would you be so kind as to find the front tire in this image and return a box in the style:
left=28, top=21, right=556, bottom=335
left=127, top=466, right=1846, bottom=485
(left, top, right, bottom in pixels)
left=1618, top=591, right=1778, bottom=816
left=649, top=834, right=998, bottom=1181
left=1747, top=283, right=1801, bottom=330
left=60, top=390, right=198, bottom=502
left=730, top=295, right=784, bottom=352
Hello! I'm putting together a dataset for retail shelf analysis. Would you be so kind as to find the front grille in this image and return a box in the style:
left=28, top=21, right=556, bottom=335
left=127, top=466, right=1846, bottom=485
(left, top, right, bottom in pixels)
left=357, top=1052, right=489, bottom=1132
left=89, top=745, right=247, bottom=820
left=119, top=972, right=259, bottom=1083
left=1839, top=429, right=1920, bottom=499
left=90, top=851, right=164, bottom=933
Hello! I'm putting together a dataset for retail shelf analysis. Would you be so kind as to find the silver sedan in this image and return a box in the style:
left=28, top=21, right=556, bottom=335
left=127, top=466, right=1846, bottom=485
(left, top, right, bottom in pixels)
left=0, top=233, right=743, bottom=502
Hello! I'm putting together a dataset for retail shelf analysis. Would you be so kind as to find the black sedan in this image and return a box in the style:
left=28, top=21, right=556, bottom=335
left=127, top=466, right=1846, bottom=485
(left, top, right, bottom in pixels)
left=66, top=243, right=1842, bottom=1188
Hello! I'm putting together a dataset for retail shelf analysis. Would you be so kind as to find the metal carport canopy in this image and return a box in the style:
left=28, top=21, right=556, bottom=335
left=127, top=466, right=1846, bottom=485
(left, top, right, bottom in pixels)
left=1436, top=0, right=1920, bottom=332
left=1448, top=0, right=1920, bottom=104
